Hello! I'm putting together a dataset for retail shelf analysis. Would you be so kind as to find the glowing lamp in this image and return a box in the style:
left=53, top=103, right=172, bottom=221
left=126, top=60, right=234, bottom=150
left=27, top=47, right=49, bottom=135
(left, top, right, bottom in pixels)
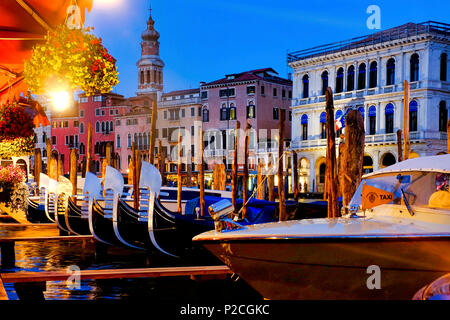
left=51, top=91, right=71, bottom=111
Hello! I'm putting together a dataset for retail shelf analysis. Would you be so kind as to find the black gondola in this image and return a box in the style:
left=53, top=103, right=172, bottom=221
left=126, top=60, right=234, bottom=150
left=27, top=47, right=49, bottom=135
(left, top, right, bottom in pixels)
left=90, top=197, right=122, bottom=245
left=64, top=196, right=90, bottom=235
left=25, top=197, right=52, bottom=223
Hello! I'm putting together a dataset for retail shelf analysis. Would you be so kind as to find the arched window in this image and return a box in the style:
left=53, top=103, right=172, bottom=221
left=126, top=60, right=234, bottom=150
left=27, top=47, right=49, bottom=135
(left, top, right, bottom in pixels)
left=202, top=107, right=209, bottom=122
left=79, top=143, right=85, bottom=155
left=335, top=110, right=343, bottom=137
left=302, top=74, right=309, bottom=98
left=439, top=101, right=448, bottom=132
left=441, top=53, right=448, bottom=81
left=321, top=71, right=328, bottom=95
left=138, top=133, right=143, bottom=149
left=363, top=155, right=373, bottom=173
left=301, top=114, right=308, bottom=140
left=247, top=101, right=255, bottom=119
left=319, top=163, right=326, bottom=184
left=410, top=53, right=419, bottom=82
left=335, top=68, right=344, bottom=93
left=347, top=66, right=355, bottom=91
left=116, top=135, right=121, bottom=148
left=381, top=153, right=396, bottom=168
left=229, top=103, right=236, bottom=120
left=369, top=105, right=376, bottom=135
left=80, top=122, right=84, bottom=134
left=385, top=103, right=394, bottom=134
left=101, top=122, right=105, bottom=132
left=42, top=132, right=47, bottom=143
left=409, top=100, right=418, bottom=132
left=386, top=58, right=395, bottom=86
left=369, top=61, right=377, bottom=88
left=134, top=133, right=138, bottom=146
left=320, top=112, right=327, bottom=139
left=358, top=63, right=366, bottom=89
left=140, top=71, right=144, bottom=84
left=110, top=121, right=113, bottom=132
left=127, top=133, right=132, bottom=148
left=220, top=104, right=228, bottom=121
left=95, top=121, right=100, bottom=133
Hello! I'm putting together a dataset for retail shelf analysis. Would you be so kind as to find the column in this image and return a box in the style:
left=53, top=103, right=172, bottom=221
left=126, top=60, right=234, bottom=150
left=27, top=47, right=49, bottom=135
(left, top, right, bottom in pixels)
left=309, top=156, right=315, bottom=192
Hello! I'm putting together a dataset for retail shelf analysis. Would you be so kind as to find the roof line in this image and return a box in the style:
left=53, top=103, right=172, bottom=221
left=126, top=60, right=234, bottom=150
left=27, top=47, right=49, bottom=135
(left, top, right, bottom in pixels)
left=15, top=0, right=52, bottom=32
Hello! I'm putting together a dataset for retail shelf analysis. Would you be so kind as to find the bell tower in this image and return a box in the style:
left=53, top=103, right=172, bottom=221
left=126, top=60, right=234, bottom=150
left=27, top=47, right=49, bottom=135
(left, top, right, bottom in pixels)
left=136, top=8, right=164, bottom=97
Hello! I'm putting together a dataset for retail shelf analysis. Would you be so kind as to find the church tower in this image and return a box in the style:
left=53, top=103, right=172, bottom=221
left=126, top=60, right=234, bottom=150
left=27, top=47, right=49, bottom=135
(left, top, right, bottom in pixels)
left=136, top=9, right=164, bottom=97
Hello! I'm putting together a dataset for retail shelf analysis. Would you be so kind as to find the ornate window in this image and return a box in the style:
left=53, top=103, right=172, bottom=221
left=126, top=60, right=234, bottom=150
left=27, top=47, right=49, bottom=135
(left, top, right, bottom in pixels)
left=369, top=61, right=377, bottom=88
left=369, top=105, right=376, bottom=135
left=358, top=63, right=366, bottom=89
left=335, top=68, right=344, bottom=93
left=302, top=74, right=309, bottom=98
left=320, top=112, right=327, bottom=139
left=409, top=100, right=418, bottom=132
left=301, top=114, right=308, bottom=140
left=321, top=71, right=328, bottom=95
left=385, top=103, right=394, bottom=134
left=347, top=66, right=355, bottom=91
left=386, top=58, right=395, bottom=86
left=410, top=53, right=419, bottom=82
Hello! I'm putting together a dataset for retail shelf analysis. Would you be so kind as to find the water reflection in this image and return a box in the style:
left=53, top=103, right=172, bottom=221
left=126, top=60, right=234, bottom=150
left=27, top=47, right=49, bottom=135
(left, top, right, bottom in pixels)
left=1, top=229, right=260, bottom=300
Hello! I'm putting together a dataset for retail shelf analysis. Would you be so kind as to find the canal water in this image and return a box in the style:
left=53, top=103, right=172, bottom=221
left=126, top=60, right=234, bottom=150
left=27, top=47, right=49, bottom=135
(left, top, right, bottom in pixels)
left=0, top=226, right=261, bottom=300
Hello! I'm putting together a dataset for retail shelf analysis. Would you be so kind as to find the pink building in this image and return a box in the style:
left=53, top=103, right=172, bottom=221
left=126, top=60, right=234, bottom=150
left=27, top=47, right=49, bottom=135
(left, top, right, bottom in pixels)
left=51, top=92, right=129, bottom=173
left=200, top=68, right=292, bottom=169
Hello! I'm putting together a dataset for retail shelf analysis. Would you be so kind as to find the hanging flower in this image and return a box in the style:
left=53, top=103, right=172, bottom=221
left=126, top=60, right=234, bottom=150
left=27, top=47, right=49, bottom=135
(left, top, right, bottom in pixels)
left=24, top=25, right=119, bottom=96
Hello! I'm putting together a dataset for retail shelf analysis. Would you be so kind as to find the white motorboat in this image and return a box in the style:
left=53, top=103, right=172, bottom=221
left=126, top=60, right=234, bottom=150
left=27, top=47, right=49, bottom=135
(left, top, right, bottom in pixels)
left=193, top=154, right=450, bottom=300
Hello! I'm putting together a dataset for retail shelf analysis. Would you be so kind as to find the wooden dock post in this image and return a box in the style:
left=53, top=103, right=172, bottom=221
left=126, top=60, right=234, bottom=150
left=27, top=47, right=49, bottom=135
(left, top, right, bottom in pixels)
left=267, top=153, right=275, bottom=202
left=149, top=100, right=158, bottom=165
left=232, top=121, right=240, bottom=213
left=86, top=123, right=93, bottom=175
left=158, top=140, right=166, bottom=185
left=132, top=142, right=139, bottom=210
left=256, top=159, right=264, bottom=200
left=325, top=88, right=339, bottom=218
left=278, top=109, right=286, bottom=221
left=397, top=129, right=403, bottom=162
left=242, top=121, right=251, bottom=219
left=45, top=138, right=51, bottom=174
left=128, top=158, right=134, bottom=186
left=57, top=154, right=64, bottom=177
left=186, top=149, right=192, bottom=188
left=48, top=151, right=58, bottom=181
left=341, top=110, right=365, bottom=211
left=70, top=148, right=77, bottom=196
left=199, top=128, right=205, bottom=217
left=403, top=80, right=410, bottom=161
left=34, top=148, right=41, bottom=194
left=177, top=132, right=182, bottom=214
left=292, top=151, right=299, bottom=201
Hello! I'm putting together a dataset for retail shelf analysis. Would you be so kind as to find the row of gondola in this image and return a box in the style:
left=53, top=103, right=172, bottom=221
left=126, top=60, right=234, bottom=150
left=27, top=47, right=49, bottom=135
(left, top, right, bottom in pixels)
left=25, top=161, right=329, bottom=262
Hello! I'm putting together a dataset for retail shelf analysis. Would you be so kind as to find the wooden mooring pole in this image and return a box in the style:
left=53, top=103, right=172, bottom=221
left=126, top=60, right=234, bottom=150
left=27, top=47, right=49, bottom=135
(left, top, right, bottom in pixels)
left=232, top=121, right=240, bottom=213
left=70, top=148, right=77, bottom=196
left=256, top=159, right=264, bottom=200
left=242, top=121, right=251, bottom=219
left=292, top=151, right=299, bottom=201
left=447, top=118, right=450, bottom=154
left=199, top=128, right=205, bottom=217
left=278, top=109, right=286, bottom=221
left=341, top=110, right=365, bottom=211
left=267, top=154, right=275, bottom=202
left=34, top=148, right=41, bottom=194
left=325, top=88, right=339, bottom=218
left=177, top=132, right=182, bottom=214
left=86, top=123, right=93, bottom=176
left=403, top=80, right=410, bottom=161
left=132, top=142, right=139, bottom=210
left=45, top=138, right=51, bottom=174
left=149, top=101, right=158, bottom=165
left=397, top=129, right=403, bottom=162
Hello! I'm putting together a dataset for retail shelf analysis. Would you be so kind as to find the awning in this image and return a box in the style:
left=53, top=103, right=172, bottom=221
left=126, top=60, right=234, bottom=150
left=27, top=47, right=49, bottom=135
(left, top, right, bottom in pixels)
left=0, top=0, right=93, bottom=105
left=409, top=100, right=418, bottom=112
left=368, top=105, right=376, bottom=117
left=320, top=112, right=326, bottom=123
left=358, top=106, right=365, bottom=118
left=385, top=103, right=394, bottom=115
left=301, top=114, right=308, bottom=124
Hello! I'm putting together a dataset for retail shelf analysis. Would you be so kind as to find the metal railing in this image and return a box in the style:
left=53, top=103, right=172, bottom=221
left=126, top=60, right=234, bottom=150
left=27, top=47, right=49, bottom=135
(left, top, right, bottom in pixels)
left=287, top=21, right=450, bottom=63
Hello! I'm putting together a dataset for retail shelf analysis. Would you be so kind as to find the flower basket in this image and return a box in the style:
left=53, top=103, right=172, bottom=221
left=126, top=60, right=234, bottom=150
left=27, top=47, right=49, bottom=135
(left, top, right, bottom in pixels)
left=24, top=24, right=119, bottom=96
left=0, top=165, right=28, bottom=211
left=0, top=102, right=35, bottom=158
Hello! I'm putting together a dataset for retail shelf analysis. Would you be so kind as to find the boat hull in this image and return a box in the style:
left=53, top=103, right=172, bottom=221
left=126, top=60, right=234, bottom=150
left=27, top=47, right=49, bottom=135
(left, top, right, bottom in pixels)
left=91, top=199, right=120, bottom=245
left=201, top=237, right=450, bottom=300
left=65, top=196, right=90, bottom=235
left=25, top=198, right=52, bottom=223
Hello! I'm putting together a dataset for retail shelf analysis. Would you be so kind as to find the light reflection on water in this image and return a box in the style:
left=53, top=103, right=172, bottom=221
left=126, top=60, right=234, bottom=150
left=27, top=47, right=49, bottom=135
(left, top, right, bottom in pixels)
left=1, top=229, right=260, bottom=300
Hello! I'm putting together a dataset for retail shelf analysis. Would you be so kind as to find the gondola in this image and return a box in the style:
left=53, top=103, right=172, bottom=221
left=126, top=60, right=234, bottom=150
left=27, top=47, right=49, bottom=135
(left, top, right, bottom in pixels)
left=65, top=173, right=103, bottom=236
left=112, top=162, right=304, bottom=260
left=54, top=176, right=74, bottom=235
left=25, top=196, right=51, bottom=223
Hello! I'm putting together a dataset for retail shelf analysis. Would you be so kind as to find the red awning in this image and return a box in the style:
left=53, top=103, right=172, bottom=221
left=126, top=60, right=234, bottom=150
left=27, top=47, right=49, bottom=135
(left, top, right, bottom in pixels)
left=0, top=0, right=93, bottom=104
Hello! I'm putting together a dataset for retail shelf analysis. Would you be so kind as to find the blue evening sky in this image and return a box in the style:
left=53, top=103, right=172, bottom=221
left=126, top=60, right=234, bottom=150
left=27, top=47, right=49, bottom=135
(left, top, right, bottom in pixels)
left=84, top=0, right=450, bottom=98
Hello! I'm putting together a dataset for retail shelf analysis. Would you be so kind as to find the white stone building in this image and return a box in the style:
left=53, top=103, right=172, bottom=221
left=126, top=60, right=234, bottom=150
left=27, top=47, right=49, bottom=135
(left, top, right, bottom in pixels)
left=289, top=21, right=449, bottom=193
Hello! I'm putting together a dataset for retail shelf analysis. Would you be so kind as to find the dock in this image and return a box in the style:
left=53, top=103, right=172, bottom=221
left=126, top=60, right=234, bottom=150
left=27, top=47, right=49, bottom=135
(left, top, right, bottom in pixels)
left=0, top=265, right=232, bottom=300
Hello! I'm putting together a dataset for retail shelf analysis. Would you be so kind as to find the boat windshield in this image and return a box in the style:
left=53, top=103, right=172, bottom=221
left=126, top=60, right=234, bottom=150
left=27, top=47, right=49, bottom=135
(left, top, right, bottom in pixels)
left=349, top=171, right=450, bottom=213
